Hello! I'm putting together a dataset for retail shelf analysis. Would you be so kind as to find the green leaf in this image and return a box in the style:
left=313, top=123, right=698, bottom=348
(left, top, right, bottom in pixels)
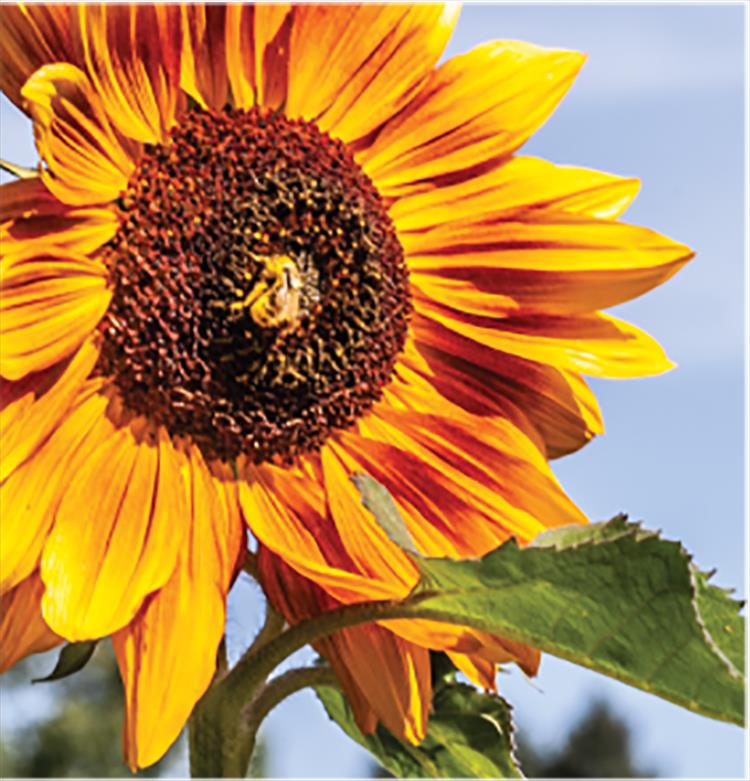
left=692, top=570, right=745, bottom=676
left=33, top=641, right=98, bottom=683
left=355, top=481, right=745, bottom=725
left=317, top=681, right=522, bottom=778
left=403, top=517, right=745, bottom=726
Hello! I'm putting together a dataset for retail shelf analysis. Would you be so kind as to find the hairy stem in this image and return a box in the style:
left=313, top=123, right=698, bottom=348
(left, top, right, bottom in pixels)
left=235, top=666, right=340, bottom=773
left=188, top=592, right=448, bottom=777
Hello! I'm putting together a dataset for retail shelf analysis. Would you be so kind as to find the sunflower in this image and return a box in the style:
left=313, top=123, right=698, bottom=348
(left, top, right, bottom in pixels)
left=0, top=2, right=693, bottom=770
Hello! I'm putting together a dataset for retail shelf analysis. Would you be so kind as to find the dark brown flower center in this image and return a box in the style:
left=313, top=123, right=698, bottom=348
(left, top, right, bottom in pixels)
left=97, top=107, right=410, bottom=464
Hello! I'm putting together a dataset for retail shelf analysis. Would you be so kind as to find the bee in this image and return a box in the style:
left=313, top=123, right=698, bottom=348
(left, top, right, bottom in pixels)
left=231, top=254, right=303, bottom=331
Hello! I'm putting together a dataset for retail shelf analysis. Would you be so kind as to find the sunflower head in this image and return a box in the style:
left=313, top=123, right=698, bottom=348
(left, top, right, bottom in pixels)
left=0, top=2, right=693, bottom=773
left=96, top=105, right=411, bottom=464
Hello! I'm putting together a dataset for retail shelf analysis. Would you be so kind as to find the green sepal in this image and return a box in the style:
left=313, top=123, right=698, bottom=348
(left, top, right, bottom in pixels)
left=33, top=641, right=98, bottom=683
left=317, top=679, right=523, bottom=778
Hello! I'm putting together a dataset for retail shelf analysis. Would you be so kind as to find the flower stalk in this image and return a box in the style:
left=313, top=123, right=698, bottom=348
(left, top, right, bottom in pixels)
left=186, top=583, right=468, bottom=777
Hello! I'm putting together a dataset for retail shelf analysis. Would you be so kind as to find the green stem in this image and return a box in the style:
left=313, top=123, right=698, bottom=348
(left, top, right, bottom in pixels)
left=188, top=593, right=447, bottom=777
left=221, top=598, right=418, bottom=715
left=247, top=601, right=285, bottom=656
left=235, top=666, right=340, bottom=774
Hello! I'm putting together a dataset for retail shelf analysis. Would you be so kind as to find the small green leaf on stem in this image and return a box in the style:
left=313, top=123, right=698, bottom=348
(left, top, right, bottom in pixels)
left=317, top=680, right=523, bottom=778
left=33, top=641, right=98, bottom=683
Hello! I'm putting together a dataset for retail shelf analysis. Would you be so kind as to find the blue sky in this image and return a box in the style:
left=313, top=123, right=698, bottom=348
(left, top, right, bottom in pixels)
left=1, top=4, right=746, bottom=779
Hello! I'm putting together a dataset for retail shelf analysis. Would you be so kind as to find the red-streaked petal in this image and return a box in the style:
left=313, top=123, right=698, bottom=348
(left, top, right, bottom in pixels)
left=181, top=4, right=229, bottom=110
left=406, top=213, right=693, bottom=315
left=225, top=4, right=291, bottom=109
left=401, top=339, right=604, bottom=459
left=360, top=41, right=585, bottom=193
left=239, top=461, right=405, bottom=604
left=414, top=303, right=675, bottom=379
left=259, top=548, right=430, bottom=744
left=0, top=4, right=77, bottom=112
left=74, top=4, right=182, bottom=144
left=286, top=4, right=459, bottom=144
left=389, top=156, right=640, bottom=230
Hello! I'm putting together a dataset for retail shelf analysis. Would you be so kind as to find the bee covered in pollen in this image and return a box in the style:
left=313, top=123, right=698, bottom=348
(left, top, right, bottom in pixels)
left=231, top=254, right=305, bottom=332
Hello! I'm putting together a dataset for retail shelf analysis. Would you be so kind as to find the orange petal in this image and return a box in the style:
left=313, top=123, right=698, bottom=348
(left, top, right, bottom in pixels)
left=360, top=42, right=585, bottom=192
left=74, top=5, right=182, bottom=144
left=0, top=572, right=61, bottom=673
left=321, top=444, right=417, bottom=587
left=0, top=4, right=77, bottom=112
left=41, top=422, right=189, bottom=641
left=181, top=4, right=229, bottom=110
left=286, top=4, right=459, bottom=144
left=402, top=340, right=603, bottom=459
left=1, top=178, right=120, bottom=255
left=225, top=4, right=291, bottom=109
left=239, top=461, right=404, bottom=604
left=448, top=653, right=497, bottom=690
left=0, top=340, right=100, bottom=483
left=414, top=304, right=675, bottom=379
left=0, top=246, right=111, bottom=380
left=326, top=623, right=431, bottom=743
left=0, top=176, right=60, bottom=221
left=113, top=446, right=244, bottom=770
left=258, top=548, right=430, bottom=744
left=390, top=156, right=641, bottom=229
left=1, top=383, right=110, bottom=594
left=21, top=63, right=137, bottom=206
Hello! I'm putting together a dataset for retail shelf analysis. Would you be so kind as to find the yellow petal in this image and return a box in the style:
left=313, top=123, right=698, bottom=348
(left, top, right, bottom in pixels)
left=0, top=4, right=77, bottom=112
left=286, top=4, right=459, bottom=144
left=406, top=213, right=693, bottom=315
left=390, top=156, right=640, bottom=230
left=74, top=4, right=182, bottom=144
left=448, top=653, right=497, bottom=690
left=113, top=446, right=244, bottom=770
left=225, top=4, right=291, bottom=109
left=0, top=340, right=100, bottom=483
left=0, top=572, right=61, bottom=673
left=0, top=247, right=111, bottom=380
left=360, top=41, right=585, bottom=192
left=21, top=63, right=137, bottom=205
left=41, top=423, right=188, bottom=640
left=1, top=383, right=109, bottom=594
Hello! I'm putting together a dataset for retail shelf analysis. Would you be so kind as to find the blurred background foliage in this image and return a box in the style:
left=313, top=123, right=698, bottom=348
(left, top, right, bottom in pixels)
left=1, top=645, right=653, bottom=779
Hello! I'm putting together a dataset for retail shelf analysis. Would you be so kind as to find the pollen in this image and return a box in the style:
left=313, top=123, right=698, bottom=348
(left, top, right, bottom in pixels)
left=97, top=107, right=410, bottom=463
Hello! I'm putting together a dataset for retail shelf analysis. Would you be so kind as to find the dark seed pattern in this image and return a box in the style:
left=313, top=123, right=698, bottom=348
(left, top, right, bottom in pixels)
left=97, top=107, right=410, bottom=464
